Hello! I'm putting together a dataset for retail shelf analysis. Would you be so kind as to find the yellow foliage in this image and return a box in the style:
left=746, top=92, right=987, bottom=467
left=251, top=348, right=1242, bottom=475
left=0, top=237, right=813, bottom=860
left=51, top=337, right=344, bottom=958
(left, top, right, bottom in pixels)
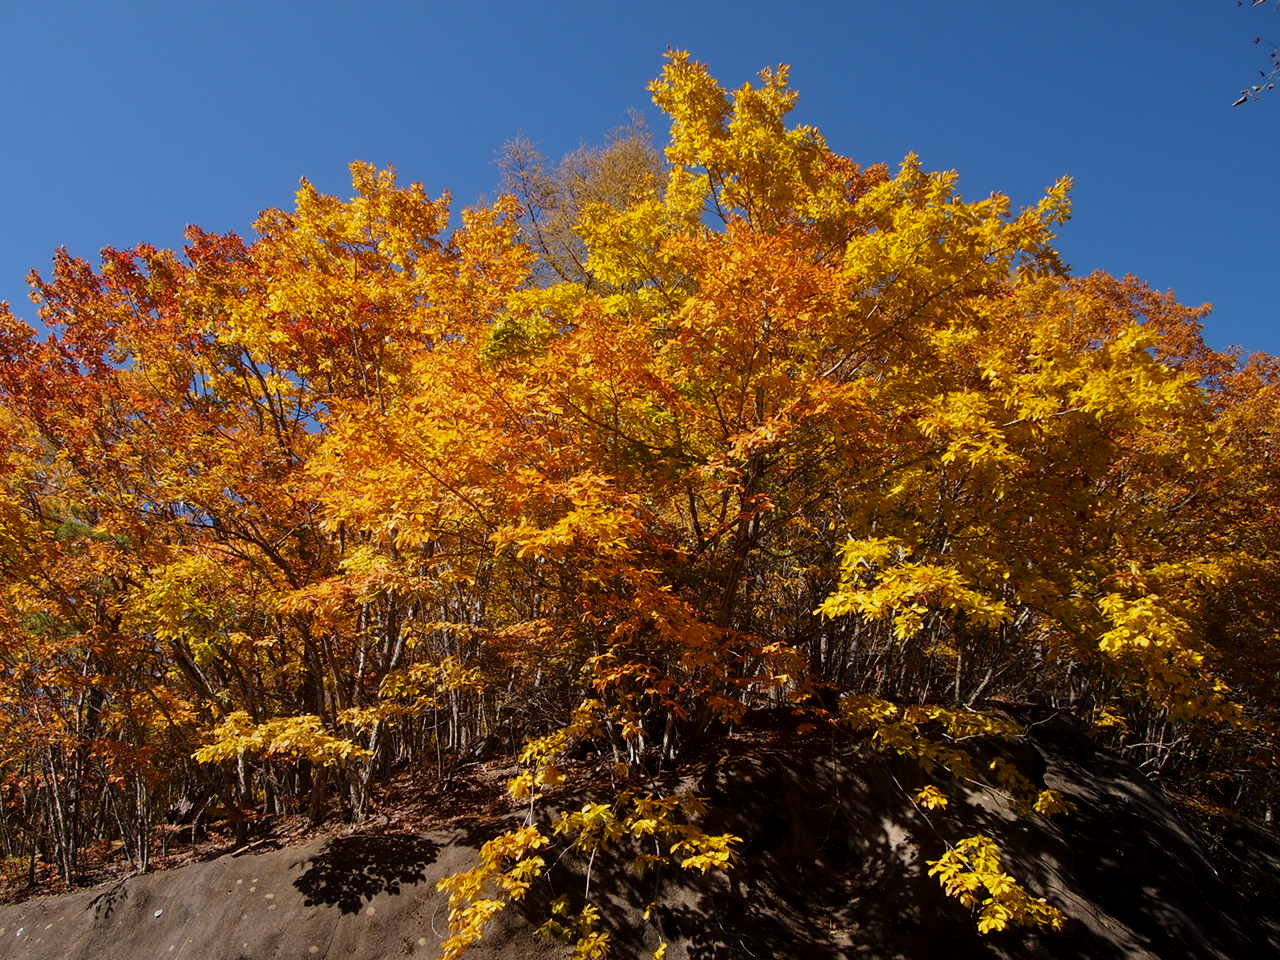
left=1033, top=789, right=1076, bottom=817
left=437, top=825, right=550, bottom=960
left=193, top=711, right=369, bottom=767
left=915, top=785, right=950, bottom=810
left=928, top=835, right=1066, bottom=934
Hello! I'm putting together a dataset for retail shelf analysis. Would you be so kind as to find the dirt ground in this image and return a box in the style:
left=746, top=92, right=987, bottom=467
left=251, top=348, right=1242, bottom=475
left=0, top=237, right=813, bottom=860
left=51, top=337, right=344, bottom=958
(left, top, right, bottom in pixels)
left=0, top=711, right=1275, bottom=960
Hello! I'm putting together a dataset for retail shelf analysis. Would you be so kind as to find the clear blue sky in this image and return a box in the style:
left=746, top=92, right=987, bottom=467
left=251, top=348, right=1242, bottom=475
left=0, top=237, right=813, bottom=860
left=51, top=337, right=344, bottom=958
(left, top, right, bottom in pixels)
left=2, top=1, right=1277, bottom=354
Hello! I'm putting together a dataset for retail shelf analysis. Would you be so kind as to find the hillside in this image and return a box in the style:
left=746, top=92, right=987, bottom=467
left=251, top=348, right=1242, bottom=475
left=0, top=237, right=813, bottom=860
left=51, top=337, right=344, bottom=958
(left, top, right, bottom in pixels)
left=0, top=712, right=1275, bottom=960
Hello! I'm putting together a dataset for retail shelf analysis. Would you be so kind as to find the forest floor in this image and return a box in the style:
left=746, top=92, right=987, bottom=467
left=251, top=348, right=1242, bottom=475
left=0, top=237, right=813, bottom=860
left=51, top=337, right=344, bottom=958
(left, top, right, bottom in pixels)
left=0, top=714, right=1276, bottom=959
left=0, top=755, right=520, bottom=904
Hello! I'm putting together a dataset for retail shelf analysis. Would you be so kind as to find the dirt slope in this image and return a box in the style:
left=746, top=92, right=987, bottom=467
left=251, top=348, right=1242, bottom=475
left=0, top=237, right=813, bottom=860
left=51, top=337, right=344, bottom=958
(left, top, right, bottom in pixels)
left=0, top=823, right=558, bottom=960
left=0, top=711, right=1274, bottom=960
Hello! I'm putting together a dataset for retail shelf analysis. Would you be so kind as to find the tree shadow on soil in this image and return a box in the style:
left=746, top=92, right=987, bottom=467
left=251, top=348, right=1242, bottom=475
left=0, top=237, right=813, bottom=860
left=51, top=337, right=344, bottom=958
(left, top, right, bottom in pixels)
left=88, top=880, right=129, bottom=920
left=516, top=720, right=1275, bottom=959
left=639, top=742, right=991, bottom=960
left=965, top=708, right=1272, bottom=959
left=292, top=833, right=441, bottom=914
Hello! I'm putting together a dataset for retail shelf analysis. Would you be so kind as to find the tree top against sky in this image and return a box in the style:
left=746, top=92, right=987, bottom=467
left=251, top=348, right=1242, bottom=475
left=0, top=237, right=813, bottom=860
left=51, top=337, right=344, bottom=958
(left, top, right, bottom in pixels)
left=1, top=1, right=1276, bottom=354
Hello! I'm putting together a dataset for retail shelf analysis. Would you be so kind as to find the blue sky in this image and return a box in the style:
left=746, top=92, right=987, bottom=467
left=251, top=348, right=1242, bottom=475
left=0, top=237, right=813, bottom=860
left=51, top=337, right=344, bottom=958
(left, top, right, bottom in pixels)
left=2, top=1, right=1277, bottom=354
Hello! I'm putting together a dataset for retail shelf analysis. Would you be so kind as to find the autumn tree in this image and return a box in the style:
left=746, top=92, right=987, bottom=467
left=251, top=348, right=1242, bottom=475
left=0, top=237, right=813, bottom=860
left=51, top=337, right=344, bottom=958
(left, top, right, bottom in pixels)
left=314, top=53, right=1280, bottom=953
left=0, top=49, right=1275, bottom=957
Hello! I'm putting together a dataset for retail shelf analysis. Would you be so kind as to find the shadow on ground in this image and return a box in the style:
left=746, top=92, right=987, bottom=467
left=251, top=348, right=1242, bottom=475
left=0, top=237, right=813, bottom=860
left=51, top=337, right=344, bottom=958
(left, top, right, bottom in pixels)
left=516, top=711, right=1277, bottom=960
left=292, top=832, right=441, bottom=914
left=87, top=880, right=129, bottom=921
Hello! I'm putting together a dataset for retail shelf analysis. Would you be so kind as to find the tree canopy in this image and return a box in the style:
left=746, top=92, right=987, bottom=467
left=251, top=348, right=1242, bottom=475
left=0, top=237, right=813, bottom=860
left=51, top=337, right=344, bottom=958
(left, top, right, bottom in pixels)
left=0, top=51, right=1276, bottom=956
